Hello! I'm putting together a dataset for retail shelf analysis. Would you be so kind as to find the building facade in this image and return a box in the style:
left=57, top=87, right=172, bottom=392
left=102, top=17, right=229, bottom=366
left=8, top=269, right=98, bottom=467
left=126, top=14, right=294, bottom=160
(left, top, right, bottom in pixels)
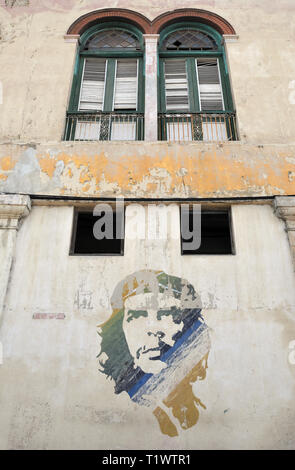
left=0, top=0, right=295, bottom=449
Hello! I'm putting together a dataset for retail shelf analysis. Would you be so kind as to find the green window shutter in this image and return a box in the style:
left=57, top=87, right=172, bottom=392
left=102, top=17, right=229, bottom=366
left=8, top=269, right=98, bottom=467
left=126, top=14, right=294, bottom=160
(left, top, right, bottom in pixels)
left=195, top=58, right=224, bottom=111
left=113, top=59, right=138, bottom=110
left=164, top=59, right=190, bottom=111
left=78, top=58, right=107, bottom=111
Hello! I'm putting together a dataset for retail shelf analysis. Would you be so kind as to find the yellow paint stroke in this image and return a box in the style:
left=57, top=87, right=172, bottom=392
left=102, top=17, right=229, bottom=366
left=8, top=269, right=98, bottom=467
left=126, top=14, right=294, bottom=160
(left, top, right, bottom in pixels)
left=153, top=353, right=209, bottom=436
left=0, top=174, right=8, bottom=181
left=153, top=407, right=178, bottom=437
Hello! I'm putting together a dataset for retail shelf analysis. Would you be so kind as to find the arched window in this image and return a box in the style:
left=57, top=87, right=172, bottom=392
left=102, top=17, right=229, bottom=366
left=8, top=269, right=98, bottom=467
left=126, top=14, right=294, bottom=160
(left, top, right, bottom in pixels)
left=65, top=22, right=144, bottom=141
left=158, top=23, right=236, bottom=141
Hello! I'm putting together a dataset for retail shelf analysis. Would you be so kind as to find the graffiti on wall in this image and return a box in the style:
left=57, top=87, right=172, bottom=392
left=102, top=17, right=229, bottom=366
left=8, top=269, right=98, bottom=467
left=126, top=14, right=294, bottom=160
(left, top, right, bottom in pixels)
left=97, top=270, right=210, bottom=437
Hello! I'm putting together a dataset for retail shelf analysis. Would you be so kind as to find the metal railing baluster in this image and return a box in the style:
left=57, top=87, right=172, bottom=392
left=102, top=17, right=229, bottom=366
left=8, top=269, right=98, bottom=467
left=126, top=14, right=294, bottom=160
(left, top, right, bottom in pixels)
left=63, top=111, right=237, bottom=142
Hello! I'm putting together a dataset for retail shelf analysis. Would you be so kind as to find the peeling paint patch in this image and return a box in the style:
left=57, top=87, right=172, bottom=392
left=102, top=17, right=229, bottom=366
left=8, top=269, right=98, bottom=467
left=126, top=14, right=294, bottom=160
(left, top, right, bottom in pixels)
left=82, top=183, right=90, bottom=192
left=0, top=156, right=15, bottom=171
left=79, top=168, right=92, bottom=185
left=1, top=143, right=295, bottom=198
left=39, top=155, right=58, bottom=178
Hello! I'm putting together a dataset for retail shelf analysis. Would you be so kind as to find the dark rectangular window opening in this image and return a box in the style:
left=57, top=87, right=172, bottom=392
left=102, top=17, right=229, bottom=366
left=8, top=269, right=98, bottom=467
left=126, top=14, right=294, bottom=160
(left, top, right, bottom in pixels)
left=181, top=207, right=234, bottom=255
left=70, top=208, right=124, bottom=256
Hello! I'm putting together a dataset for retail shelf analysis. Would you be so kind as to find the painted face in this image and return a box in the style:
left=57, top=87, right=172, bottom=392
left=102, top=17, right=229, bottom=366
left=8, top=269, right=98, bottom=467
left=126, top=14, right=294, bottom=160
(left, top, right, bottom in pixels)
left=123, top=293, right=184, bottom=374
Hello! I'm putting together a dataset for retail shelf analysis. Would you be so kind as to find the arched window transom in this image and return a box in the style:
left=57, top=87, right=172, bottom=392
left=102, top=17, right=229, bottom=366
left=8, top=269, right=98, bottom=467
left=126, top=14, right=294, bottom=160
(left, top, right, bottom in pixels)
left=161, top=29, right=218, bottom=51
left=85, top=29, right=141, bottom=51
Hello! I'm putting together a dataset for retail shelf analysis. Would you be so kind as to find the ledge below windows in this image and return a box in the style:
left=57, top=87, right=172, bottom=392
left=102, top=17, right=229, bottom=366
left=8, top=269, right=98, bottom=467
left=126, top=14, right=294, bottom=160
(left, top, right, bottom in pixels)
left=0, top=142, right=294, bottom=199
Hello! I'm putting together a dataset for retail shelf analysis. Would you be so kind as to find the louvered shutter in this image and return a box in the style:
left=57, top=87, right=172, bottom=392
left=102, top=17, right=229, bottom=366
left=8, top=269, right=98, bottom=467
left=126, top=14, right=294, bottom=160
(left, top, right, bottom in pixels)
left=196, top=58, right=224, bottom=111
left=79, top=58, right=106, bottom=111
left=164, top=59, right=189, bottom=111
left=113, top=59, right=138, bottom=110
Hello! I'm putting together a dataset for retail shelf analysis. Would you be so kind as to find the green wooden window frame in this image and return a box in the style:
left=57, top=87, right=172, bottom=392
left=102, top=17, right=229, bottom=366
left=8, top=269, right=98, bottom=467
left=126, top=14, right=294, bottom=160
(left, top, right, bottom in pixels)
left=68, top=22, right=145, bottom=114
left=158, top=22, right=234, bottom=113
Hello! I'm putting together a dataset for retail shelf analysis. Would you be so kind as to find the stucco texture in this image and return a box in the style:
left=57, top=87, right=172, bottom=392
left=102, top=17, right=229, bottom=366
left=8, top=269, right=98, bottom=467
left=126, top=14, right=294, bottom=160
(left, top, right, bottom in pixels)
left=0, top=204, right=294, bottom=449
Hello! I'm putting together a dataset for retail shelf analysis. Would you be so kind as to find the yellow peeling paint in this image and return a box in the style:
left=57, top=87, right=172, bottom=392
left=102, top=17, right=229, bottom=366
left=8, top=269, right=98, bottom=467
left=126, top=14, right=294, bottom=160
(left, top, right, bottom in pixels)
left=79, top=170, right=92, bottom=185
left=0, top=156, right=15, bottom=171
left=42, top=148, right=295, bottom=197
left=1, top=144, right=295, bottom=198
left=39, top=155, right=57, bottom=178
left=0, top=174, right=8, bottom=181
left=82, top=183, right=90, bottom=192
left=50, top=151, right=109, bottom=188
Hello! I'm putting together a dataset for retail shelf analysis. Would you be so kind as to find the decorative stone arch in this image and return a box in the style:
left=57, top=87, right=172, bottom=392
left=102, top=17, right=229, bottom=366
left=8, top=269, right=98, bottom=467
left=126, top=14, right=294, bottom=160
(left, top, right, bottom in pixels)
left=67, top=8, right=151, bottom=35
left=66, top=8, right=236, bottom=37
left=151, top=9, right=236, bottom=35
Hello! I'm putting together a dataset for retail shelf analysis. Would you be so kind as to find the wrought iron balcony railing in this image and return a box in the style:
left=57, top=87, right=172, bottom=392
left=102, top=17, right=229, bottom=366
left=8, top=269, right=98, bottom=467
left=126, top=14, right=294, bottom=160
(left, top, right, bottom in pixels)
left=158, top=111, right=238, bottom=142
left=64, top=112, right=144, bottom=141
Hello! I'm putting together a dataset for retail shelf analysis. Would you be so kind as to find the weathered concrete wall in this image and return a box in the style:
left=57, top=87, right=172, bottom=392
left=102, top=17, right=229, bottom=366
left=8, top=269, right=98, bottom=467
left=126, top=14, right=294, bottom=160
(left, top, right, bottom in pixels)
left=0, top=0, right=295, bottom=144
left=0, top=142, right=295, bottom=198
left=1, top=0, right=295, bottom=452
left=0, top=203, right=294, bottom=449
left=0, top=194, right=30, bottom=324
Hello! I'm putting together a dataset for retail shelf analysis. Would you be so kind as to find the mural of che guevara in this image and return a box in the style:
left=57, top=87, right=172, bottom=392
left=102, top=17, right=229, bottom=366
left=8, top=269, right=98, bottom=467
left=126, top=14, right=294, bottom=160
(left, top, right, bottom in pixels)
left=97, top=270, right=211, bottom=437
